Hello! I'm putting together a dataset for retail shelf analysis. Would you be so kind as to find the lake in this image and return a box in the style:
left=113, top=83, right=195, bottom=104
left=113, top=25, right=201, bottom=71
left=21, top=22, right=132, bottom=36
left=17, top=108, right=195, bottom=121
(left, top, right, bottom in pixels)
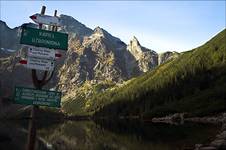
left=0, top=120, right=221, bottom=150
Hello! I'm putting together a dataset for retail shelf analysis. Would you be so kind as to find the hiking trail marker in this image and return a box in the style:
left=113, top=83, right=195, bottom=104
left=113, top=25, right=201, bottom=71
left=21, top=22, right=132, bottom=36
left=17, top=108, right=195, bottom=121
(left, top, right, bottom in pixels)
left=28, top=46, right=55, bottom=59
left=27, top=57, right=55, bottom=71
left=14, top=87, right=61, bottom=108
left=20, top=26, right=68, bottom=50
left=30, top=13, right=61, bottom=26
left=15, top=6, right=67, bottom=150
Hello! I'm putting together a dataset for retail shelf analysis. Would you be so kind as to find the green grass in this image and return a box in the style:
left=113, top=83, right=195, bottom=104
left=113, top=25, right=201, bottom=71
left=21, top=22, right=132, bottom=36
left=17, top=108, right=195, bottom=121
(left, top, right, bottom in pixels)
left=62, top=80, right=116, bottom=115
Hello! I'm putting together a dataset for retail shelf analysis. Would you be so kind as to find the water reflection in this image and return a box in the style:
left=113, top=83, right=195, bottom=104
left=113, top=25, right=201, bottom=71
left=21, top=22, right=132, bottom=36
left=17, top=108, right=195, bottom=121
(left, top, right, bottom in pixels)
left=37, top=120, right=220, bottom=150
left=0, top=120, right=221, bottom=150
left=0, top=121, right=49, bottom=150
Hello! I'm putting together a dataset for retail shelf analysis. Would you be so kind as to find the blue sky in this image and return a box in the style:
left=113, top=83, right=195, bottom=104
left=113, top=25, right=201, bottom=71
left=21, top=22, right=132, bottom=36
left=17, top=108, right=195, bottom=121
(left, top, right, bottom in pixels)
left=0, top=1, right=225, bottom=52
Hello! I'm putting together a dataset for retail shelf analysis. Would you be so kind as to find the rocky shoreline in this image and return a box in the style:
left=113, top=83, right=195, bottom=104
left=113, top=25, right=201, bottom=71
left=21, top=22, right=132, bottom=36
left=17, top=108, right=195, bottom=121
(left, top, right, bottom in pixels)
left=194, top=113, right=226, bottom=150
left=151, top=113, right=226, bottom=150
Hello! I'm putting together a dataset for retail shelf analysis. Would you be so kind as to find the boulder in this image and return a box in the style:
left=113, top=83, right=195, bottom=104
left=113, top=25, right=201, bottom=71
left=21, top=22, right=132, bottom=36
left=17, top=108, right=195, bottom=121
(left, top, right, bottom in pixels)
left=211, top=139, right=226, bottom=147
left=199, top=146, right=217, bottom=150
left=222, top=124, right=226, bottom=131
left=216, top=131, right=226, bottom=139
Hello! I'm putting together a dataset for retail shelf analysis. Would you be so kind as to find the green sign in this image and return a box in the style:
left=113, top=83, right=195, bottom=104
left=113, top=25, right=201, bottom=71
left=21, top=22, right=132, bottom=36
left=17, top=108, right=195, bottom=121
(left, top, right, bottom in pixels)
left=20, top=26, right=68, bottom=50
left=14, top=87, right=61, bottom=108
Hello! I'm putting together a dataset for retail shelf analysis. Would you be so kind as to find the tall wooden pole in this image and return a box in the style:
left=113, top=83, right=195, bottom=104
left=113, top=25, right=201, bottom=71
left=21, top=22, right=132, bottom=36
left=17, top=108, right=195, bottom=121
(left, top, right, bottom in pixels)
left=26, top=6, right=46, bottom=150
left=53, top=10, right=58, bottom=31
left=26, top=6, right=56, bottom=150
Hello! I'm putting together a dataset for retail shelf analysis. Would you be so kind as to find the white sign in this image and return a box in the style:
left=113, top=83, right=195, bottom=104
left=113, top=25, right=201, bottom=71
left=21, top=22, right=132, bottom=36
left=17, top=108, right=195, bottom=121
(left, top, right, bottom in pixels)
left=27, top=46, right=55, bottom=60
left=27, top=57, right=55, bottom=71
left=30, top=13, right=60, bottom=26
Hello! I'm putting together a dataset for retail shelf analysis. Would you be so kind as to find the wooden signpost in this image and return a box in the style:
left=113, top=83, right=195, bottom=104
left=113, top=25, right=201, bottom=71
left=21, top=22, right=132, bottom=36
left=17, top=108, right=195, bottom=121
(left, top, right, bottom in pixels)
left=14, top=6, right=68, bottom=150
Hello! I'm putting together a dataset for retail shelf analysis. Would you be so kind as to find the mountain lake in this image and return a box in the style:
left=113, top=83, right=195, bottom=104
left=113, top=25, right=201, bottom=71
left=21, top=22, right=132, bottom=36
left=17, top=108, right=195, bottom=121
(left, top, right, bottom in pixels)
left=0, top=119, right=221, bottom=150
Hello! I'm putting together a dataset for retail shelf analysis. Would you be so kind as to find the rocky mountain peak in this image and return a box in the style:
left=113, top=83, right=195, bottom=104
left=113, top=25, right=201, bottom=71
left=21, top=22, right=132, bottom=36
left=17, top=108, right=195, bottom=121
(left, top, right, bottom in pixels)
left=60, top=14, right=77, bottom=21
left=0, top=20, right=21, bottom=50
left=131, top=36, right=140, bottom=46
left=93, top=26, right=116, bottom=40
left=127, top=36, right=148, bottom=55
left=126, top=36, right=158, bottom=73
left=88, top=26, right=125, bottom=50
left=158, top=51, right=180, bottom=65
left=94, top=26, right=104, bottom=34
left=59, top=14, right=93, bottom=36
left=91, top=26, right=105, bottom=39
left=0, top=20, right=7, bottom=27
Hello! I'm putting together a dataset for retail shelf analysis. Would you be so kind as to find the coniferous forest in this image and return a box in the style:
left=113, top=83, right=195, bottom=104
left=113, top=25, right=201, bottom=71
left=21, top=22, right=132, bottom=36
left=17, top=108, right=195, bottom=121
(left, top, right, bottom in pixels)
left=82, top=29, right=226, bottom=118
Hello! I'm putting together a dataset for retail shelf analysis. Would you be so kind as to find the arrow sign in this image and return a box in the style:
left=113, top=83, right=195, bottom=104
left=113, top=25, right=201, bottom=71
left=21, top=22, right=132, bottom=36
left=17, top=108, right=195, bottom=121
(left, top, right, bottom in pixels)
left=19, top=59, right=27, bottom=64
left=55, top=50, right=62, bottom=59
left=27, top=46, right=55, bottom=60
left=27, top=57, right=55, bottom=71
left=30, top=13, right=60, bottom=26
left=20, top=26, right=68, bottom=50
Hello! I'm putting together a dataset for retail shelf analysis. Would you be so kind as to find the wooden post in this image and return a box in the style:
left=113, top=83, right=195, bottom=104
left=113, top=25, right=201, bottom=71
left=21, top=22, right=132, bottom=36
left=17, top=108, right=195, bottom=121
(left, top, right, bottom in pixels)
left=53, top=10, right=58, bottom=31
left=26, top=6, right=46, bottom=150
left=38, top=6, right=46, bottom=29
left=26, top=6, right=56, bottom=150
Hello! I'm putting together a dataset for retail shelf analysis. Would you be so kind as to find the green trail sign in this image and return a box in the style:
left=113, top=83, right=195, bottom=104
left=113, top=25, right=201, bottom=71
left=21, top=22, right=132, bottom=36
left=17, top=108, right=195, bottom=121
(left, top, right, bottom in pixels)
left=14, top=87, right=61, bottom=108
left=20, top=26, right=68, bottom=50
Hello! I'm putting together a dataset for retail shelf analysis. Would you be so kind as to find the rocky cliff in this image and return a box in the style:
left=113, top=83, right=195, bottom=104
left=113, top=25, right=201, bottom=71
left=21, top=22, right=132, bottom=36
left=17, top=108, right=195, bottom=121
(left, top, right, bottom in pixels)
left=158, top=51, right=180, bottom=65
left=127, top=36, right=158, bottom=73
left=0, top=21, right=20, bottom=51
left=58, top=26, right=128, bottom=93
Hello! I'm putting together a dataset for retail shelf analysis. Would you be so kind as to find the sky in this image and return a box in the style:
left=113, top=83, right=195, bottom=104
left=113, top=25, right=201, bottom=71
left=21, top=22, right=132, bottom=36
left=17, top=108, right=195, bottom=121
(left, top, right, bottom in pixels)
left=0, top=1, right=225, bottom=53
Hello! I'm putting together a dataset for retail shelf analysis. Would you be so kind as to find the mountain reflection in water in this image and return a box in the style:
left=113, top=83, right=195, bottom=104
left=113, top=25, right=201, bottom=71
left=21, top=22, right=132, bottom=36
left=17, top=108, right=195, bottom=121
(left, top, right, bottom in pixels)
left=36, top=120, right=219, bottom=150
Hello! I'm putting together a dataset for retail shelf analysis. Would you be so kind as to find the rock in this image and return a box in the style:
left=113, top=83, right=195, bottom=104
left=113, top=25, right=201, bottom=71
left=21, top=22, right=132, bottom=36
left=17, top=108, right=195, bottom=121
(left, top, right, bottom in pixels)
left=195, top=144, right=203, bottom=150
left=223, top=113, right=226, bottom=118
left=216, top=131, right=226, bottom=139
left=211, top=139, right=226, bottom=147
left=0, top=20, right=21, bottom=51
left=222, top=124, right=226, bottom=131
left=171, top=113, right=181, bottom=122
left=199, top=146, right=217, bottom=150
left=152, top=113, right=185, bottom=124
left=206, top=118, right=218, bottom=123
left=193, top=115, right=226, bottom=150
left=158, top=51, right=180, bottom=65
left=127, top=36, right=158, bottom=73
left=222, top=113, right=226, bottom=123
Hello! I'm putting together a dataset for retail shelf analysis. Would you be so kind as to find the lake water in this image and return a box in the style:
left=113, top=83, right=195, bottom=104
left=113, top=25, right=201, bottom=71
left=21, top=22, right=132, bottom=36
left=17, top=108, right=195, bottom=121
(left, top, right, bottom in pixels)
left=0, top=120, right=221, bottom=150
